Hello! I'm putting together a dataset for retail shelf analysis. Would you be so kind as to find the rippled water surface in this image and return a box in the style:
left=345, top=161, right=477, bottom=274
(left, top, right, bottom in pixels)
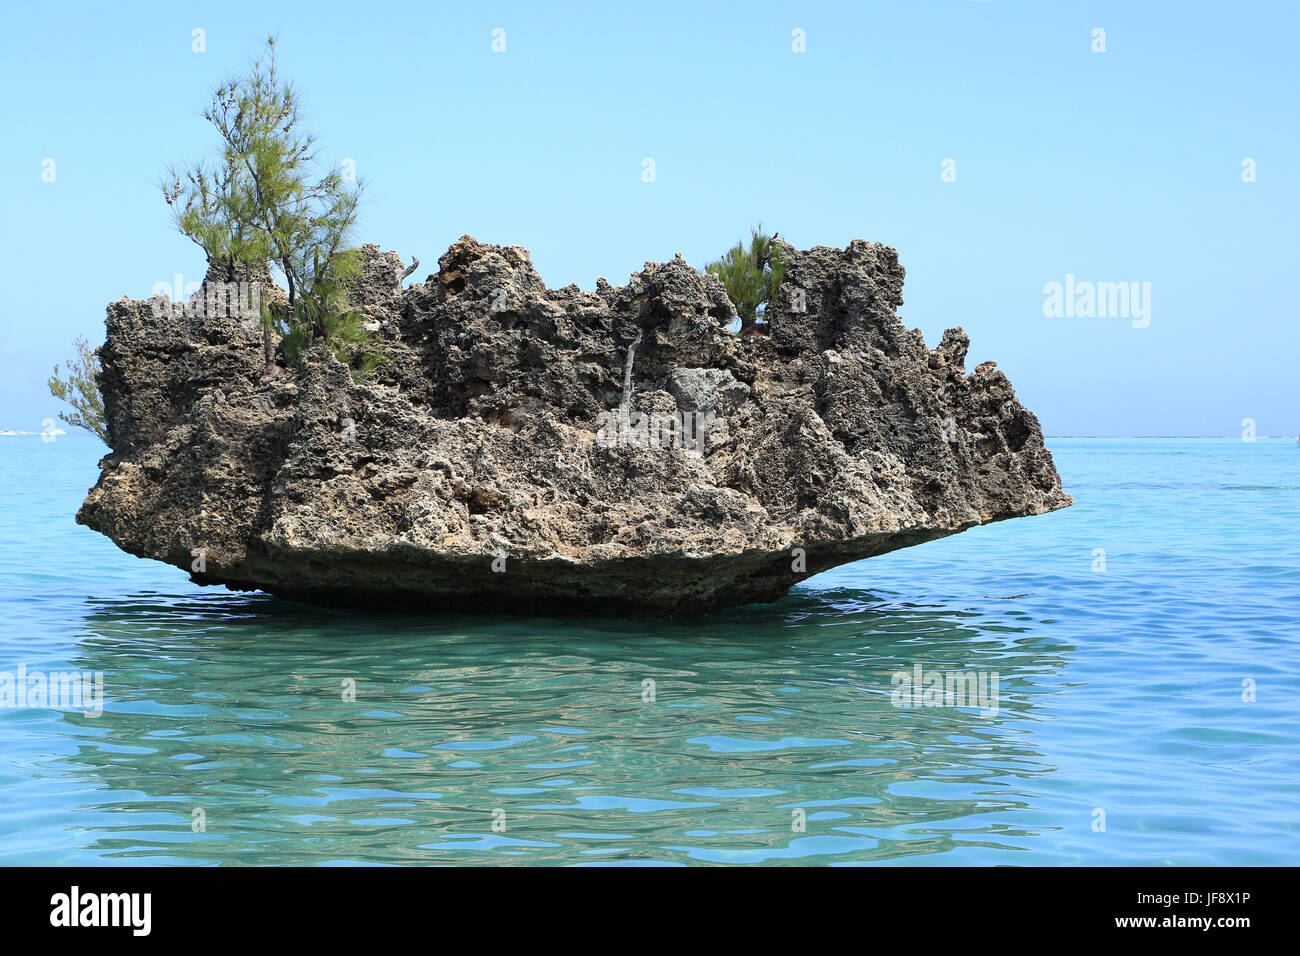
left=1, top=436, right=1296, bottom=865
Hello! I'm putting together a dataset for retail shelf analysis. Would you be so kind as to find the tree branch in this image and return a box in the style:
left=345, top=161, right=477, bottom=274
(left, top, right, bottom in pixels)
left=397, top=256, right=420, bottom=291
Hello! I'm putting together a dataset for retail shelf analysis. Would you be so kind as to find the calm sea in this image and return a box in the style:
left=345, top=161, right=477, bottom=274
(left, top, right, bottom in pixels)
left=0, top=435, right=1295, bottom=865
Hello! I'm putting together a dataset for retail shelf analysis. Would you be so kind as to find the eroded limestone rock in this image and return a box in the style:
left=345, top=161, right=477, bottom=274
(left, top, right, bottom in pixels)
left=78, top=236, right=1070, bottom=617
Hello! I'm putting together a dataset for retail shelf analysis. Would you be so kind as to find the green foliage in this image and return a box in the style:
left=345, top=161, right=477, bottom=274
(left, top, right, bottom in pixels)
left=704, top=225, right=787, bottom=335
left=161, top=36, right=380, bottom=377
left=48, top=337, right=108, bottom=443
left=273, top=248, right=384, bottom=378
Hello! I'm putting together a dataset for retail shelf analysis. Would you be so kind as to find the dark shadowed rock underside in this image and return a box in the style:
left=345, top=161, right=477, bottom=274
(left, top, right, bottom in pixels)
left=78, top=237, right=1071, bottom=617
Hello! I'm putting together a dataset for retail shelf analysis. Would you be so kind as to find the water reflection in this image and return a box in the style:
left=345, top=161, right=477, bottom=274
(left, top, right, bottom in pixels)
left=51, top=587, right=1074, bottom=865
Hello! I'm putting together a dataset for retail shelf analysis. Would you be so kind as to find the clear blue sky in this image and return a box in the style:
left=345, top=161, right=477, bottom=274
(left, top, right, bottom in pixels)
left=2, top=0, right=1296, bottom=436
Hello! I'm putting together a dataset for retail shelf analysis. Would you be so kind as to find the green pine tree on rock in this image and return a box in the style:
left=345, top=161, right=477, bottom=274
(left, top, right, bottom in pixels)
left=704, top=225, right=787, bottom=336
left=160, top=35, right=378, bottom=378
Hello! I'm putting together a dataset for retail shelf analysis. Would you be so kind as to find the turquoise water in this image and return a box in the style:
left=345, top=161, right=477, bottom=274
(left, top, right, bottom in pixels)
left=0, top=436, right=1296, bottom=866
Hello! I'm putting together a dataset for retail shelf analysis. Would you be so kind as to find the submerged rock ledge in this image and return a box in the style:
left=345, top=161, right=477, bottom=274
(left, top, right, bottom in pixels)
left=78, top=236, right=1071, bottom=617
